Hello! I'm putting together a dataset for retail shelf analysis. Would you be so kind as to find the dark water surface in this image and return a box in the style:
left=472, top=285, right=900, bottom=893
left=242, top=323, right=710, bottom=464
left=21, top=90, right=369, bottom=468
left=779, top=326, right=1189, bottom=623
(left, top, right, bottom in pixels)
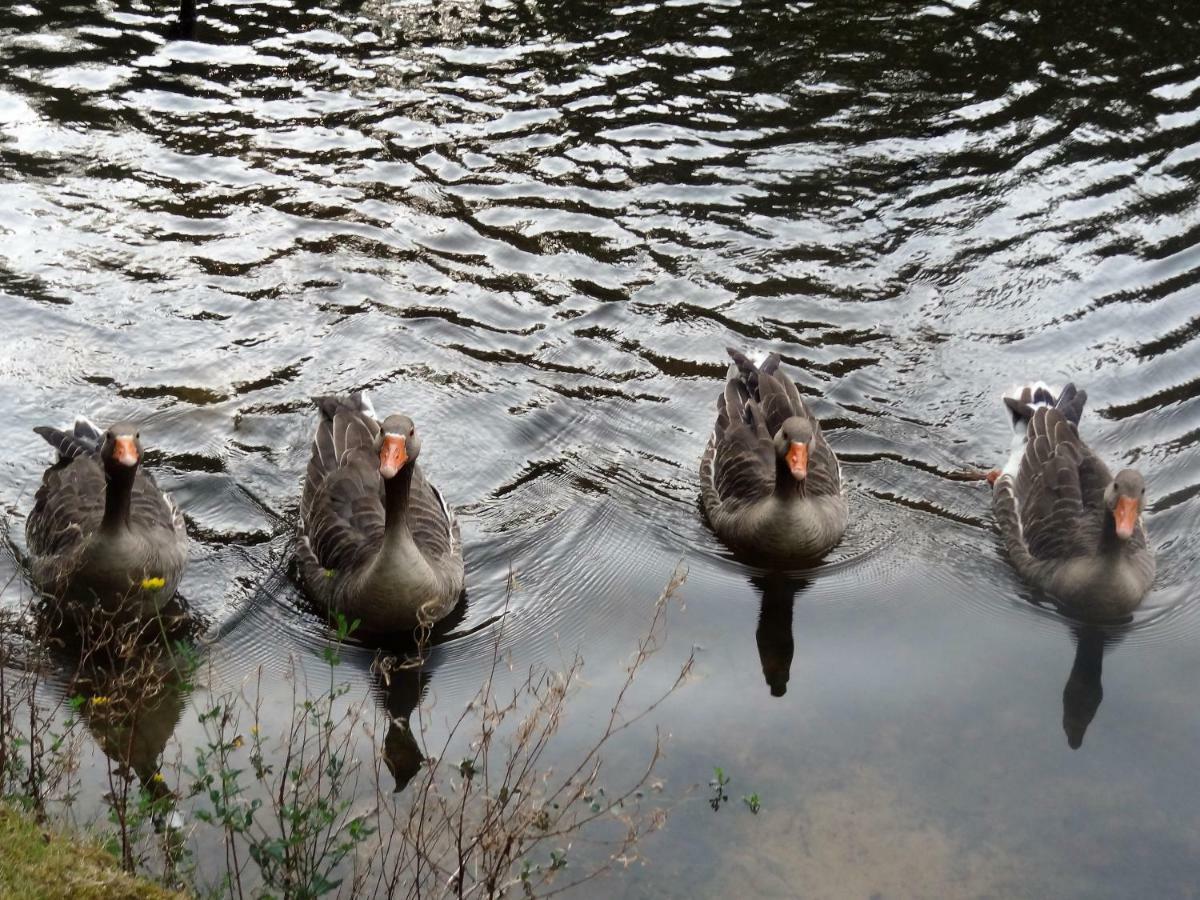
left=3, top=0, right=1200, bottom=896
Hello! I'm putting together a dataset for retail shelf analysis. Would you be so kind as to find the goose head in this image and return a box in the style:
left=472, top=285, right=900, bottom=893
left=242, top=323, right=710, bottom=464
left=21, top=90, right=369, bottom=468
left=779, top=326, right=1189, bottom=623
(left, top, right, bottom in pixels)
left=774, top=416, right=813, bottom=482
left=1104, top=469, right=1146, bottom=540
left=101, top=423, right=142, bottom=475
left=377, top=415, right=419, bottom=480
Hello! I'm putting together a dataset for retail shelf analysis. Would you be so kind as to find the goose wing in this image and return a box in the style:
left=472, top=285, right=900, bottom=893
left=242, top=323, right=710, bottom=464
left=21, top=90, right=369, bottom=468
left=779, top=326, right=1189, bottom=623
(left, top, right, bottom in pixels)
left=26, top=453, right=105, bottom=558
left=407, top=466, right=459, bottom=561
left=1013, top=407, right=1108, bottom=560
left=302, top=394, right=385, bottom=572
left=803, top=425, right=841, bottom=497
left=131, top=470, right=186, bottom=537
left=704, top=362, right=775, bottom=508
left=303, top=394, right=379, bottom=496
left=304, top=454, right=385, bottom=572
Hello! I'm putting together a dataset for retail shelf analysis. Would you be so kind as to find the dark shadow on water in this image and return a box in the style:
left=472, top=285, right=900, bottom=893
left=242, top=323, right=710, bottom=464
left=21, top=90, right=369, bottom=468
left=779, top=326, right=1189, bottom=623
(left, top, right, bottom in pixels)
left=708, top=537, right=826, bottom=699
left=164, top=0, right=199, bottom=41
left=369, top=592, right=470, bottom=793
left=1007, top=587, right=1133, bottom=750
left=751, top=573, right=810, bottom=698
left=376, top=654, right=433, bottom=793
left=37, top=597, right=202, bottom=814
left=1062, top=623, right=1126, bottom=751
left=76, top=651, right=191, bottom=808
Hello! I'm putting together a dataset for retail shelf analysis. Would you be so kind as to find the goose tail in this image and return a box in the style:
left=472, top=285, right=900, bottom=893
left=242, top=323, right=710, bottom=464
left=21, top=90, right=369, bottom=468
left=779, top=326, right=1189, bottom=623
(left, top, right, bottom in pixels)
left=33, top=415, right=104, bottom=462
left=996, top=382, right=1088, bottom=481
left=1002, top=382, right=1087, bottom=431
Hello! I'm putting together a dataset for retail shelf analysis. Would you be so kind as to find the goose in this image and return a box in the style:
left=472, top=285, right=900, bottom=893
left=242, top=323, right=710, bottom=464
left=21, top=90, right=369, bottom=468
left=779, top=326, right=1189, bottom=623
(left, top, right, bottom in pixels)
left=298, top=393, right=463, bottom=635
left=700, top=349, right=847, bottom=561
left=26, top=418, right=187, bottom=617
left=990, top=383, right=1154, bottom=619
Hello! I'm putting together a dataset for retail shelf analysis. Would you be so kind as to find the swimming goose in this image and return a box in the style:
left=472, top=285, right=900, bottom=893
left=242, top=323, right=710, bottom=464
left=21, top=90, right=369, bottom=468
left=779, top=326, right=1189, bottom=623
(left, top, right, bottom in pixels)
left=298, top=393, right=463, bottom=635
left=26, top=418, right=187, bottom=616
left=700, top=349, right=847, bottom=561
left=990, top=383, right=1154, bottom=619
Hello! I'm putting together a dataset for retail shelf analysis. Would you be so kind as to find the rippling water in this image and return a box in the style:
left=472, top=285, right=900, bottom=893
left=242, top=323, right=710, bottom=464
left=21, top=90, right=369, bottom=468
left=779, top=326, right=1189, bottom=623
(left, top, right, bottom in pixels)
left=3, top=0, right=1200, bottom=896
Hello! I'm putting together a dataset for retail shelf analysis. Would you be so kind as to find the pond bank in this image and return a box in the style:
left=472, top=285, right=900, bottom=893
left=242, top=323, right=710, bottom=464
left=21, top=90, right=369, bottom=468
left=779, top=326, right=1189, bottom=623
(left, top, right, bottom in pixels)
left=0, top=804, right=183, bottom=900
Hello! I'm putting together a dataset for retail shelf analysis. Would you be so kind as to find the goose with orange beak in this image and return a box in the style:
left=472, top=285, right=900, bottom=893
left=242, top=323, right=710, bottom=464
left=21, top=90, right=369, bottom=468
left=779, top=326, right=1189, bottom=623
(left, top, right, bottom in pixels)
left=701, top=349, right=847, bottom=561
left=299, top=394, right=464, bottom=636
left=26, top=418, right=188, bottom=616
left=990, top=383, right=1155, bottom=619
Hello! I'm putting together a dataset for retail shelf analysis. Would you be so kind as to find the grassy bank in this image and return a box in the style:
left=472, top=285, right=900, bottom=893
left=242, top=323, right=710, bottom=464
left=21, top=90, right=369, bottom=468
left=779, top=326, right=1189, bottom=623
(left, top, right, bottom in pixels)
left=0, top=803, right=183, bottom=900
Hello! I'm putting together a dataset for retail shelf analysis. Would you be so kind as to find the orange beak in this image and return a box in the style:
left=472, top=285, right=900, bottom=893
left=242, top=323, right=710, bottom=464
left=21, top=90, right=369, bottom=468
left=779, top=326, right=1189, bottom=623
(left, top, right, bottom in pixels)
left=379, top=434, right=408, bottom=479
left=1113, top=495, right=1139, bottom=540
left=112, top=435, right=139, bottom=468
left=786, top=441, right=808, bottom=480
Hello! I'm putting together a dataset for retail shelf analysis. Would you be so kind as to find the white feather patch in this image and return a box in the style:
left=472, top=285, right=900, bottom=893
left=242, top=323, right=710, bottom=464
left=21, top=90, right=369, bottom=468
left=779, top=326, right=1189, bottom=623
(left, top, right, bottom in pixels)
left=358, top=392, right=377, bottom=420
left=1002, top=381, right=1059, bottom=442
left=429, top=482, right=454, bottom=534
left=1001, top=431, right=1025, bottom=480
left=1002, top=381, right=1058, bottom=409
left=996, top=481, right=1024, bottom=541
left=998, top=381, right=1061, bottom=479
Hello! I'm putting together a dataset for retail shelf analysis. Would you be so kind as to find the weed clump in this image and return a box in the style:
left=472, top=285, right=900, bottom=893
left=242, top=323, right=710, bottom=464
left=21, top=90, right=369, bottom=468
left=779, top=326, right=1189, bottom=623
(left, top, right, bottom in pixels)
left=0, top=566, right=693, bottom=898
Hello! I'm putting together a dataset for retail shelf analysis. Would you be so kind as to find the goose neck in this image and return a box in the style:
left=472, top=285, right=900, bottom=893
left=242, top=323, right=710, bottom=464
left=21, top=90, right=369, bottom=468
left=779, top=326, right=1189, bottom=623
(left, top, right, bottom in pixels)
left=383, top=464, right=416, bottom=542
left=101, top=466, right=135, bottom=534
left=1098, top=514, right=1134, bottom=557
left=773, top=457, right=805, bottom=500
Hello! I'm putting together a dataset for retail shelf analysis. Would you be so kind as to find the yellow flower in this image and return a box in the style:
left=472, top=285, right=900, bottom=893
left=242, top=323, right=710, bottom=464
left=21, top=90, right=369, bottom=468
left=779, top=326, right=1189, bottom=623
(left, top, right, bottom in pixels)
left=141, top=576, right=166, bottom=591
left=90, top=696, right=110, bottom=706
left=250, top=725, right=259, bottom=737
left=231, top=735, right=245, bottom=750
left=151, top=772, right=166, bottom=784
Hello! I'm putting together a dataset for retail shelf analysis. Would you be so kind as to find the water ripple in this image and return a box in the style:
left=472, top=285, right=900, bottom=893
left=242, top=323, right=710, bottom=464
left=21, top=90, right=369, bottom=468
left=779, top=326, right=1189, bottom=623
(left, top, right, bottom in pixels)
left=3, top=2, right=1200, bottom=892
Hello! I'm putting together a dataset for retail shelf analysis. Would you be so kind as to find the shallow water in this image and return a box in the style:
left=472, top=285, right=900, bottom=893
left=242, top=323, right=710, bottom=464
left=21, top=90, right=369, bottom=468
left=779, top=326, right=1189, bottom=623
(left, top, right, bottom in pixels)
left=2, top=0, right=1200, bottom=896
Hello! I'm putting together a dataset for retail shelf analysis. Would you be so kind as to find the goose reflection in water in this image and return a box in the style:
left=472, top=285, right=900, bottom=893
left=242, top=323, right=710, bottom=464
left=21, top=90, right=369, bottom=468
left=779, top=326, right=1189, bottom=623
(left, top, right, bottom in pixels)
left=165, top=0, right=196, bottom=39
left=374, top=653, right=433, bottom=793
left=1062, top=624, right=1125, bottom=750
left=370, top=597, right=468, bottom=793
left=77, top=652, right=190, bottom=808
left=43, top=599, right=200, bottom=819
left=751, top=574, right=809, bottom=698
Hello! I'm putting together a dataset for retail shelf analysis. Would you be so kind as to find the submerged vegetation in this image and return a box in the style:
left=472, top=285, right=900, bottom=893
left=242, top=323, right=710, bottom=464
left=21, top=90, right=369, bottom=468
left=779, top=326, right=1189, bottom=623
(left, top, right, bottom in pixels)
left=0, top=568, right=694, bottom=898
